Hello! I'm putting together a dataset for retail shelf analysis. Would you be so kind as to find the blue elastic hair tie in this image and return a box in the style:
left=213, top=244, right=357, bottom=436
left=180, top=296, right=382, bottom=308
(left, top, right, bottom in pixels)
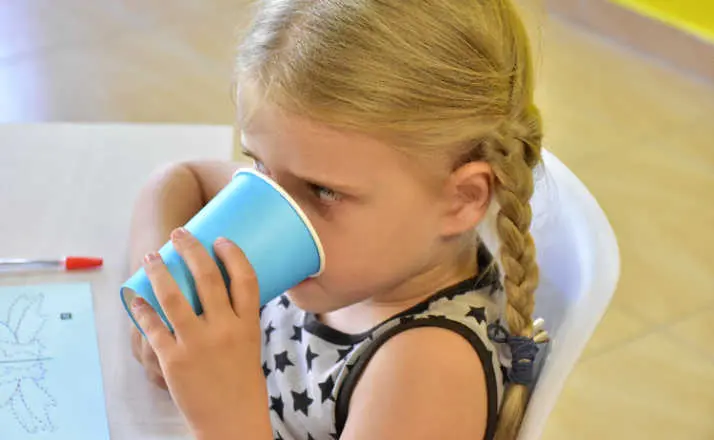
left=488, top=322, right=544, bottom=386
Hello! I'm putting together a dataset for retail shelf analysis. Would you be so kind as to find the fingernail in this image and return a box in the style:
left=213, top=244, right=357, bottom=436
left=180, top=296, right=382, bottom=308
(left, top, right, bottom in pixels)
left=215, top=237, right=231, bottom=246
left=171, top=227, right=189, bottom=241
left=144, top=252, right=161, bottom=264
left=131, top=297, right=148, bottom=312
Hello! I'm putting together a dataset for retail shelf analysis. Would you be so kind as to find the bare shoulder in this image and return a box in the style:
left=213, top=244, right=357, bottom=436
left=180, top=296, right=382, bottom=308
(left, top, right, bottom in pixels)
left=341, top=326, right=490, bottom=440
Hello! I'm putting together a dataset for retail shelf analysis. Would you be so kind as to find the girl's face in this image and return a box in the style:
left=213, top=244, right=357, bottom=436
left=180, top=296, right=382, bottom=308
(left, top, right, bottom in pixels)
left=241, top=104, right=489, bottom=314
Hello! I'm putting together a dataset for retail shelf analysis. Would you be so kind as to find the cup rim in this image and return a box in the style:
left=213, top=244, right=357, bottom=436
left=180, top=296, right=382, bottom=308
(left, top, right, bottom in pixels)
left=234, top=168, right=326, bottom=276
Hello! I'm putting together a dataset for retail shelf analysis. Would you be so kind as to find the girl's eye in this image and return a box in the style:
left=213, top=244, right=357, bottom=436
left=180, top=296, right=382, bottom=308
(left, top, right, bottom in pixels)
left=310, top=184, right=341, bottom=204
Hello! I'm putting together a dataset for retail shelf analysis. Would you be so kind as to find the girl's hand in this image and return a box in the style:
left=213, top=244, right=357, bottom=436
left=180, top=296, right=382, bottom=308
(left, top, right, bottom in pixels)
left=130, top=228, right=272, bottom=440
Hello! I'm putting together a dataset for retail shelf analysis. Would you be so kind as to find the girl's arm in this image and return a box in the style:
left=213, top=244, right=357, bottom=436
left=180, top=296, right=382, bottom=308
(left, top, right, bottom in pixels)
left=128, top=160, right=242, bottom=389
left=129, top=161, right=243, bottom=272
left=340, top=327, right=489, bottom=440
left=128, top=160, right=273, bottom=440
left=129, top=220, right=272, bottom=440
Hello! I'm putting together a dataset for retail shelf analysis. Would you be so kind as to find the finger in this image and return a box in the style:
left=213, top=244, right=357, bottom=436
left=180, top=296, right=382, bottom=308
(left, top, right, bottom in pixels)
left=146, top=370, right=168, bottom=390
left=143, top=251, right=198, bottom=334
left=139, top=338, right=167, bottom=389
left=131, top=325, right=143, bottom=363
left=131, top=296, right=175, bottom=352
left=141, top=340, right=163, bottom=376
left=214, top=237, right=260, bottom=319
left=170, top=227, right=231, bottom=318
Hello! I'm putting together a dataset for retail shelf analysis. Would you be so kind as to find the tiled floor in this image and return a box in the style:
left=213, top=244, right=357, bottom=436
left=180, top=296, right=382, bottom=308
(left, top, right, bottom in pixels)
left=2, top=1, right=713, bottom=438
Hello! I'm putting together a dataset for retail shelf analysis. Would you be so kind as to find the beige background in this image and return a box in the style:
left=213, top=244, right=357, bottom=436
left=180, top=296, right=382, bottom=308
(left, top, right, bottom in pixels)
left=545, top=0, right=714, bottom=81
left=0, top=0, right=713, bottom=438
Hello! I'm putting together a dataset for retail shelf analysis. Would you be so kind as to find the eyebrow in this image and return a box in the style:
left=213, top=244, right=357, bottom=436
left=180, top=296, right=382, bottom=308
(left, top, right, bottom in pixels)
left=241, top=147, right=363, bottom=196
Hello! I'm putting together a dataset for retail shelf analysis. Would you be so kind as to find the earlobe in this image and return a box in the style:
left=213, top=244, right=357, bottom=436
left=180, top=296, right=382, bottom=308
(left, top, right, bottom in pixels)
left=439, top=162, right=493, bottom=237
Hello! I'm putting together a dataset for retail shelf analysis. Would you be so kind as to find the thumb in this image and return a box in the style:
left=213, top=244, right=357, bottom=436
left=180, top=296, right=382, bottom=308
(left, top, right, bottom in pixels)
left=214, top=237, right=260, bottom=319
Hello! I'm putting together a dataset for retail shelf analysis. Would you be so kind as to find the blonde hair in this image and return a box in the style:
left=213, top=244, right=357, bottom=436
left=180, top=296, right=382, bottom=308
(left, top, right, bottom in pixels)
left=237, top=0, right=542, bottom=438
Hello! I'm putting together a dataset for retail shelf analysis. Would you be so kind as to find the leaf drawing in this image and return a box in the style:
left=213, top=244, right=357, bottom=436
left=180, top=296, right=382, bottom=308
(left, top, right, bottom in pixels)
left=0, top=293, right=57, bottom=434
left=15, top=295, right=47, bottom=344
left=16, top=377, right=56, bottom=432
left=7, top=295, right=33, bottom=335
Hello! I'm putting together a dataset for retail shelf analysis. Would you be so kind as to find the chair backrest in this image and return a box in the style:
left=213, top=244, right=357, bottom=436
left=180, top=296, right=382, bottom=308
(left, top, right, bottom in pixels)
left=517, top=150, right=621, bottom=439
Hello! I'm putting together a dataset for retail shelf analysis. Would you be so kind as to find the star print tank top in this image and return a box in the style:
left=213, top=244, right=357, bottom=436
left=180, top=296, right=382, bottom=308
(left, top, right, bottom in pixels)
left=259, top=245, right=507, bottom=440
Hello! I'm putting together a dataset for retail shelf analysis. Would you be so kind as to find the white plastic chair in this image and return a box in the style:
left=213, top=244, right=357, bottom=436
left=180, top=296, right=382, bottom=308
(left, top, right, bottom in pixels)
left=516, top=150, right=621, bottom=439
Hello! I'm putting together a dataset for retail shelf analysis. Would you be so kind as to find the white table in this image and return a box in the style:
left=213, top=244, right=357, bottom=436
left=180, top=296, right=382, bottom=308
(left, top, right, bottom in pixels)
left=0, top=123, right=235, bottom=439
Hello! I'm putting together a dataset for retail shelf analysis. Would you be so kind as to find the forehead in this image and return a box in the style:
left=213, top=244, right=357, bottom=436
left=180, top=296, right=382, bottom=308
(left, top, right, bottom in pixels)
left=241, top=102, right=414, bottom=182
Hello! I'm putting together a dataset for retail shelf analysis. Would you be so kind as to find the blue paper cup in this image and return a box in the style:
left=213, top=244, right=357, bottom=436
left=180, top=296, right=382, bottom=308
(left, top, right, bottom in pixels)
left=121, top=168, right=325, bottom=333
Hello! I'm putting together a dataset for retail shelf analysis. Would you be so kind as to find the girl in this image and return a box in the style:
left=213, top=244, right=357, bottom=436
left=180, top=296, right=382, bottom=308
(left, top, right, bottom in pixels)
left=128, top=1, right=546, bottom=439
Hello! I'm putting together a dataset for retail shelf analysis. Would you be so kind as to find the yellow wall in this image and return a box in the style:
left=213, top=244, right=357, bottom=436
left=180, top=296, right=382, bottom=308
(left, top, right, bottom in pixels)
left=612, top=0, right=714, bottom=43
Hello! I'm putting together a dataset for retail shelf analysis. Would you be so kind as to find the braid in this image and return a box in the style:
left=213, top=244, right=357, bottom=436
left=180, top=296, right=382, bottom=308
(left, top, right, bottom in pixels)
left=489, top=111, right=542, bottom=440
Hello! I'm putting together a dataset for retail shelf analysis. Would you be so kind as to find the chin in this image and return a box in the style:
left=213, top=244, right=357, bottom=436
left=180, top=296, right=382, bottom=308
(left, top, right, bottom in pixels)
left=286, top=278, right=343, bottom=314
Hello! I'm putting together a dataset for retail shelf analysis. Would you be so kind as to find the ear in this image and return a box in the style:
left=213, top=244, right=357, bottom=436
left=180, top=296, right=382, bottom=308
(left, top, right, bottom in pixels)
left=438, top=161, right=493, bottom=237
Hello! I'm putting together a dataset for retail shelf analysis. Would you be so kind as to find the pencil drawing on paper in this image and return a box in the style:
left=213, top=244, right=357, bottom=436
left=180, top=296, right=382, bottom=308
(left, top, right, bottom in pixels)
left=0, top=293, right=57, bottom=433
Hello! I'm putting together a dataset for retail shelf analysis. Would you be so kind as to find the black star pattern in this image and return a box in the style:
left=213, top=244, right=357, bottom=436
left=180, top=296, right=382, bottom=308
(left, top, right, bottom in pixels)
left=399, top=315, right=416, bottom=325
left=262, top=361, right=271, bottom=378
left=275, top=432, right=284, bottom=440
left=291, top=389, right=314, bottom=416
left=337, top=346, right=353, bottom=362
left=279, top=295, right=291, bottom=309
left=318, top=375, right=335, bottom=403
left=290, top=325, right=303, bottom=343
left=444, top=290, right=460, bottom=301
left=307, top=434, right=316, bottom=440
left=270, top=395, right=284, bottom=421
left=264, top=321, right=276, bottom=345
left=305, top=345, right=319, bottom=371
left=466, top=306, right=486, bottom=323
left=274, top=351, right=294, bottom=373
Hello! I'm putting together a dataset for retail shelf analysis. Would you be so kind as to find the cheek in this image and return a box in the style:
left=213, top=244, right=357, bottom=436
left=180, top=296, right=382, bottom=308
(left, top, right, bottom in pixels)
left=286, top=210, right=438, bottom=313
left=308, top=202, right=439, bottom=291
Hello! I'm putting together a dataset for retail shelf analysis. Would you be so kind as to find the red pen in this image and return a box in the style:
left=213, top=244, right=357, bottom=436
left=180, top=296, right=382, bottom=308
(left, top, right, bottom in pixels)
left=0, top=256, right=103, bottom=272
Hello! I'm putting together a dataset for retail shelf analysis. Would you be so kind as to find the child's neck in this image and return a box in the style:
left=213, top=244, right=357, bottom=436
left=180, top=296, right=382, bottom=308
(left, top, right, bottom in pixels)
left=319, top=247, right=479, bottom=335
